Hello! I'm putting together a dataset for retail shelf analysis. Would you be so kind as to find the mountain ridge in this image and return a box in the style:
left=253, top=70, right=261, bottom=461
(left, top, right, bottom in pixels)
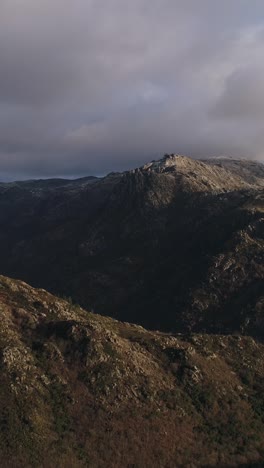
left=1, top=153, right=264, bottom=187
left=0, top=154, right=263, bottom=338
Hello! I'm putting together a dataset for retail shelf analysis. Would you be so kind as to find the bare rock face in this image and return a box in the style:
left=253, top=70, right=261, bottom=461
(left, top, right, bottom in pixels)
left=0, top=154, right=263, bottom=337
left=0, top=275, right=264, bottom=467
left=141, top=153, right=256, bottom=192
left=203, top=156, right=264, bottom=187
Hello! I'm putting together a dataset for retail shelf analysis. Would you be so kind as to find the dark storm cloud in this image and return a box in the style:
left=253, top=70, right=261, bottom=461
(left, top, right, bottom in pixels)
left=1, top=0, right=264, bottom=179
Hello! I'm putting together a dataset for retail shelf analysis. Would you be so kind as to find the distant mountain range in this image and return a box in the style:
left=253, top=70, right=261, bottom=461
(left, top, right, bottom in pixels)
left=0, top=154, right=263, bottom=337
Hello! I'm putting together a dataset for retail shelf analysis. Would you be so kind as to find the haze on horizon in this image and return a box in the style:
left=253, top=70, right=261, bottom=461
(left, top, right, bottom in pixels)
left=1, top=0, right=264, bottom=180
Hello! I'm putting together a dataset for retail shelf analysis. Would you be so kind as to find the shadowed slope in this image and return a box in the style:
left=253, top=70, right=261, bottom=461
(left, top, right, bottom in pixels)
left=0, top=155, right=263, bottom=337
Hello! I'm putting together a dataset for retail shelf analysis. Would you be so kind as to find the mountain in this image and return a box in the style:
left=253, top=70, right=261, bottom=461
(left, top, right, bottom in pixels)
left=0, top=175, right=98, bottom=190
left=0, top=154, right=263, bottom=337
left=201, top=157, right=264, bottom=187
left=0, top=274, right=264, bottom=467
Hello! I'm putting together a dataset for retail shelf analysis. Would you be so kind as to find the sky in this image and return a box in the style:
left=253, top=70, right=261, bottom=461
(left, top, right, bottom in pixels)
left=1, top=0, right=264, bottom=180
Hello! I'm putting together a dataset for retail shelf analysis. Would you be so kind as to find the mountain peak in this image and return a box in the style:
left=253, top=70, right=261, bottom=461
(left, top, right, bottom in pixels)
left=136, top=153, right=258, bottom=193
left=135, top=153, right=264, bottom=192
left=141, top=153, right=192, bottom=172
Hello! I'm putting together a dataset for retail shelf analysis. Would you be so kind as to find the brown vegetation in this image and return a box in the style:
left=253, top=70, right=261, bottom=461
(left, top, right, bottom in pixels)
left=0, top=275, right=263, bottom=467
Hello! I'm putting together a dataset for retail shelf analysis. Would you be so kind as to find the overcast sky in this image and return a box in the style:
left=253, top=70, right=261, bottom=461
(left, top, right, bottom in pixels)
left=1, top=0, right=264, bottom=180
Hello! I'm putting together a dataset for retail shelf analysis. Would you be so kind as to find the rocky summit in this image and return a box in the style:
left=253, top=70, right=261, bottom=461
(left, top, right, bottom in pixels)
left=0, top=154, right=263, bottom=337
left=0, top=274, right=264, bottom=467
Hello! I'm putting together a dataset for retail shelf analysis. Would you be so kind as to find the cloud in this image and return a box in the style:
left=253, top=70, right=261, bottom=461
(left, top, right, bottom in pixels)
left=1, top=0, right=264, bottom=179
left=212, top=65, right=264, bottom=120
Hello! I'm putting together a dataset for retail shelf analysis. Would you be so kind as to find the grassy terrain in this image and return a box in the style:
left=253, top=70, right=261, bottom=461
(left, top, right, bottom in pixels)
left=0, top=275, right=264, bottom=466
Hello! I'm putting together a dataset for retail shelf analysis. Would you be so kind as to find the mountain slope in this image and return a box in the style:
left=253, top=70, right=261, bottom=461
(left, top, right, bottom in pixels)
left=0, top=154, right=263, bottom=337
left=0, top=275, right=264, bottom=467
left=202, top=157, right=264, bottom=187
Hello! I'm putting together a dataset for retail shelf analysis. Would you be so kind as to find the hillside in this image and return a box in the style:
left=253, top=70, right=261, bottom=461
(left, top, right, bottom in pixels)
left=202, top=157, right=264, bottom=187
left=0, top=154, right=263, bottom=337
left=0, top=274, right=264, bottom=467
